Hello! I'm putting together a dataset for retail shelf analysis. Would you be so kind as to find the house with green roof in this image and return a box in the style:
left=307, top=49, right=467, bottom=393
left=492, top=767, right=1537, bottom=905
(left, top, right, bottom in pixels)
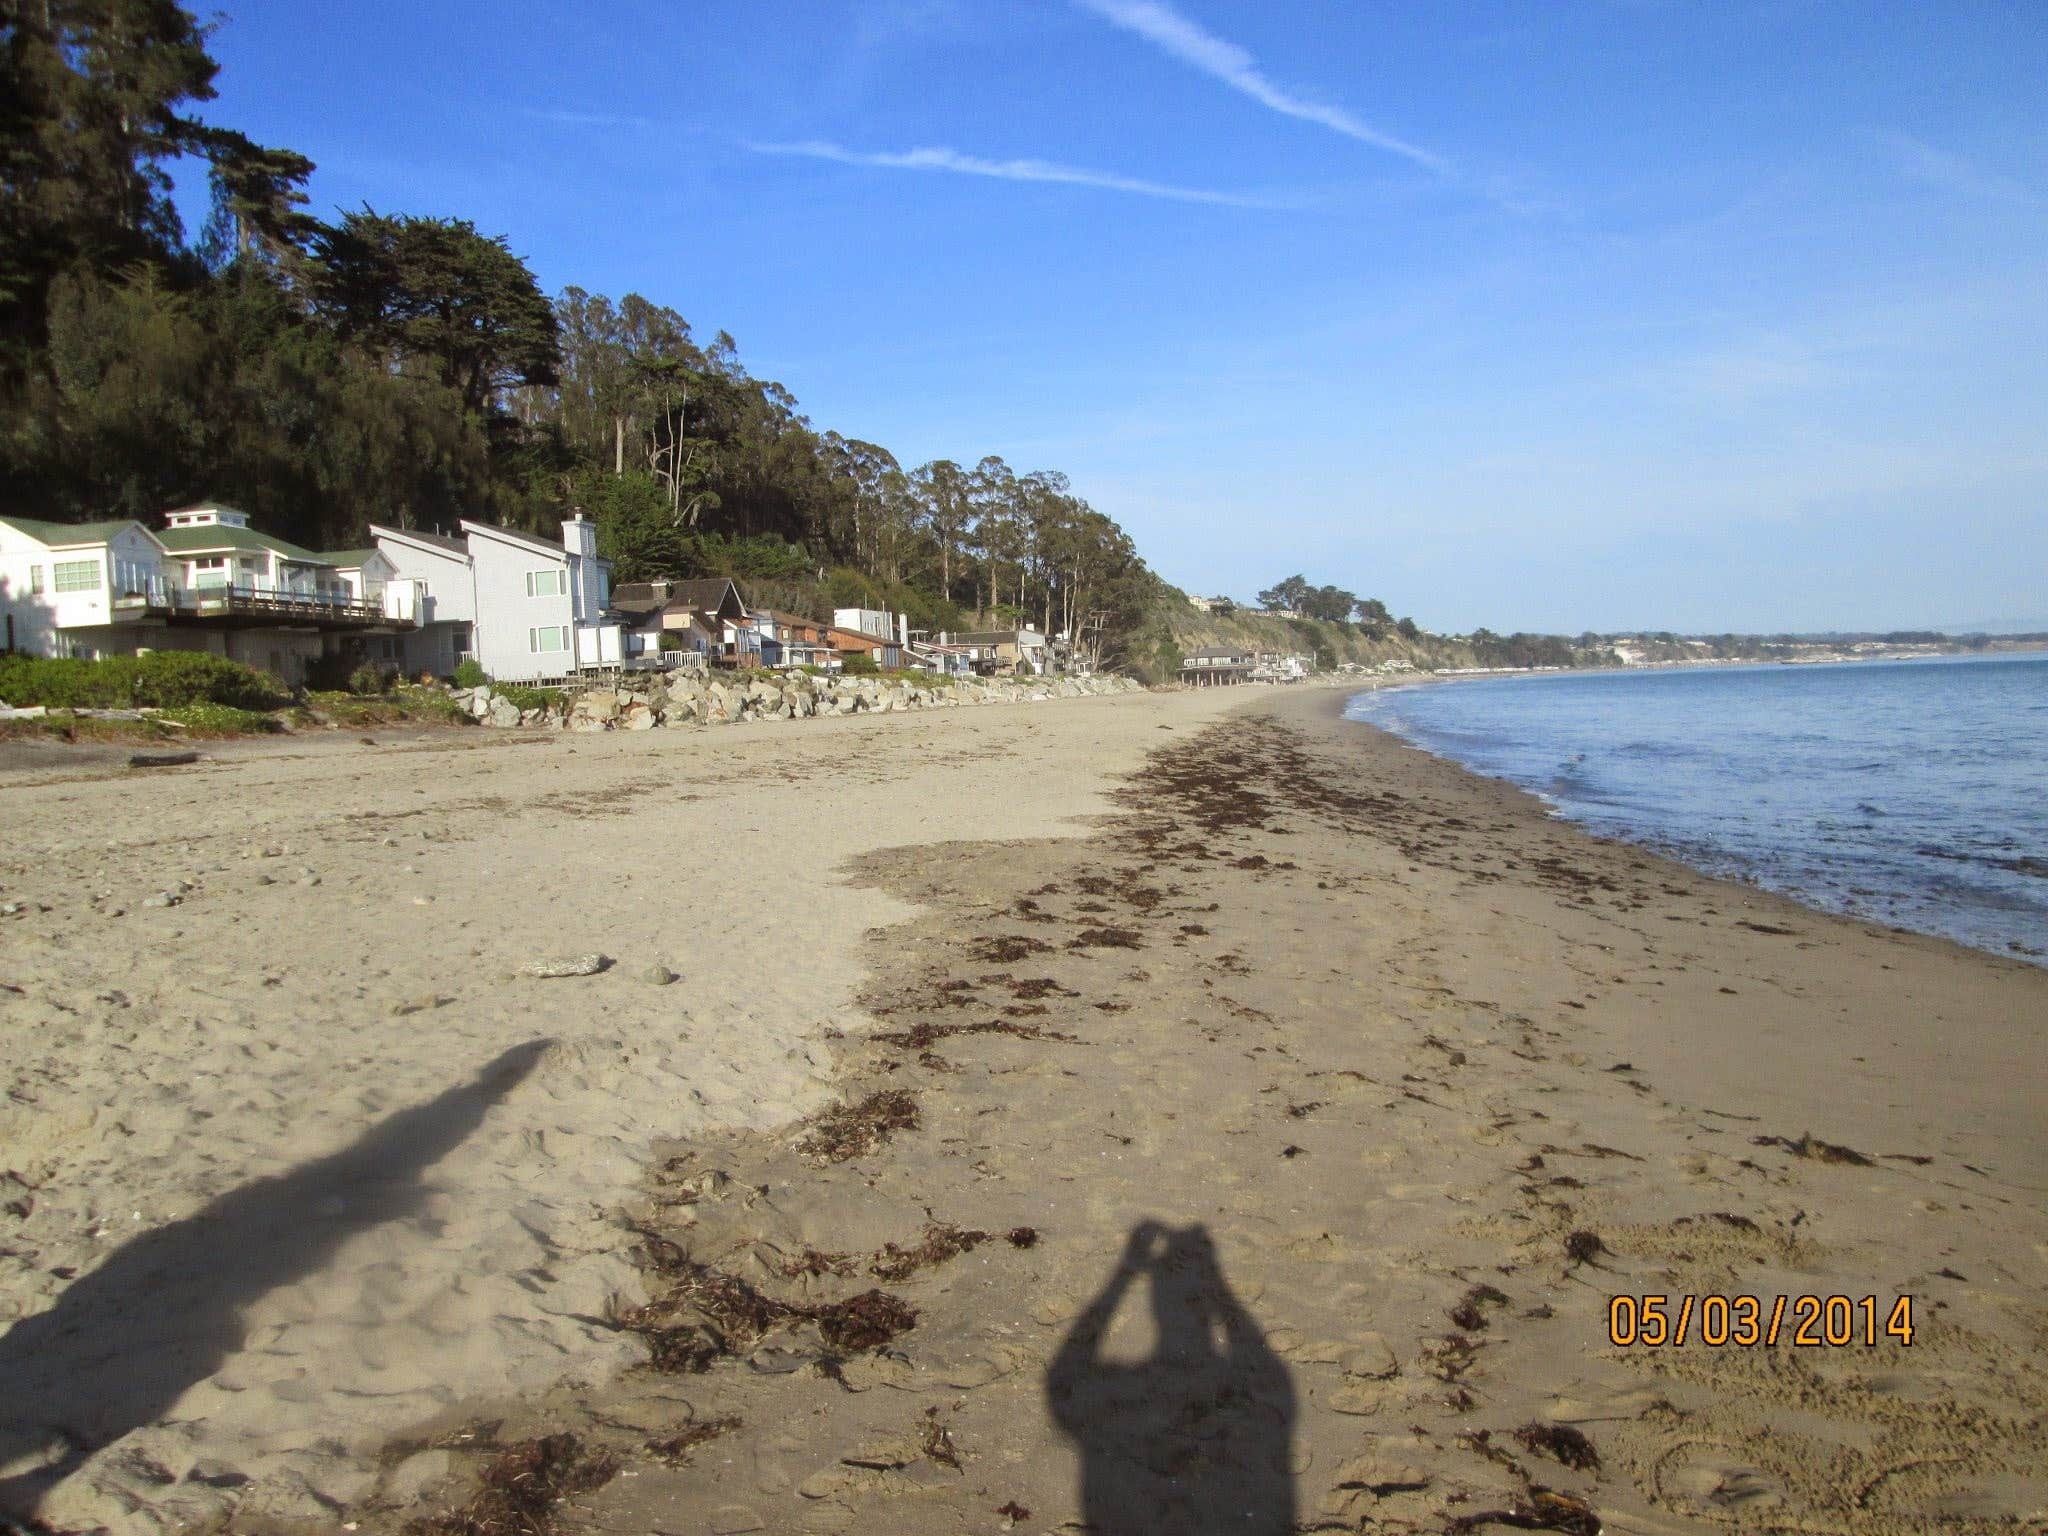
left=1, top=505, right=419, bottom=684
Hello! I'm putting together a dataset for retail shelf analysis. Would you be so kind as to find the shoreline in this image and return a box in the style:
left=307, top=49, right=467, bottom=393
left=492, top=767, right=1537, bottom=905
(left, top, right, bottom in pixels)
left=408, top=686, right=2046, bottom=1534
left=4, top=682, right=2044, bottom=1534
left=1335, top=662, right=2048, bottom=970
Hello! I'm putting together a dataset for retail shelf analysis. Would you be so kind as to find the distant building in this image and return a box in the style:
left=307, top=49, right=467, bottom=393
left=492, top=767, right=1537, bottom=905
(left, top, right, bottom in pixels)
left=1179, top=649, right=1255, bottom=686
left=823, top=624, right=902, bottom=669
left=611, top=577, right=748, bottom=668
left=944, top=627, right=1050, bottom=675
left=832, top=607, right=897, bottom=642
left=1187, top=594, right=1236, bottom=616
left=752, top=608, right=836, bottom=669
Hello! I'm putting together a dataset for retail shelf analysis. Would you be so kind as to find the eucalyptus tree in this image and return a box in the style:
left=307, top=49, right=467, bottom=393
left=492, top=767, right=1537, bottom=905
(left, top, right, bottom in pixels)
left=910, top=458, right=972, bottom=601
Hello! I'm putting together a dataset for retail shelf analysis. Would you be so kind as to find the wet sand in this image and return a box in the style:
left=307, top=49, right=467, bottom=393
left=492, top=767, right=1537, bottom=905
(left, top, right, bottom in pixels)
left=5, top=684, right=2046, bottom=1534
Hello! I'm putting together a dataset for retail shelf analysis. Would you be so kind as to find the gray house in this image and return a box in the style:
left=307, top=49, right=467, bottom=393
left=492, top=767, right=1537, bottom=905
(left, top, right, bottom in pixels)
left=369, top=515, right=621, bottom=682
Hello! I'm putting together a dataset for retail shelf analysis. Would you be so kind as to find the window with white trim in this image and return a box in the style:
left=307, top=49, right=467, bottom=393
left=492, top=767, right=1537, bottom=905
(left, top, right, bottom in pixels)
left=529, top=625, right=569, bottom=654
left=27, top=565, right=43, bottom=594
left=53, top=559, right=99, bottom=593
left=525, top=569, right=566, bottom=597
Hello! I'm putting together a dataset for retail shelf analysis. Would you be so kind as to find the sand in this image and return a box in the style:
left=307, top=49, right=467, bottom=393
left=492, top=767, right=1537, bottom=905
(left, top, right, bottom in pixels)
left=0, top=688, right=1248, bottom=1531
left=3, top=683, right=2045, bottom=1535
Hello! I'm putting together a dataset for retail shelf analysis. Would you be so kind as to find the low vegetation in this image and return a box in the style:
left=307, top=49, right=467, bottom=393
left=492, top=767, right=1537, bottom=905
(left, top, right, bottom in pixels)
left=0, top=651, right=290, bottom=710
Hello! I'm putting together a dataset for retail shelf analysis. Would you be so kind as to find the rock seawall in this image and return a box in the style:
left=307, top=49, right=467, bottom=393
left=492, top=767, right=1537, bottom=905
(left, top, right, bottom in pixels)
left=450, top=671, right=1143, bottom=733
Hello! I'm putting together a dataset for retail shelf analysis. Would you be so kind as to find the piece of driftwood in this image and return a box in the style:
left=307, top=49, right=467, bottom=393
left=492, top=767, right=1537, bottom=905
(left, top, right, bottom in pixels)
left=128, top=750, right=200, bottom=768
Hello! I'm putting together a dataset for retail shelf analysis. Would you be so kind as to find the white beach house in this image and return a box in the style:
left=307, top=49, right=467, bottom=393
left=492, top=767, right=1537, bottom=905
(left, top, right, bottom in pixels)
left=369, top=515, right=622, bottom=682
left=0, top=506, right=417, bottom=683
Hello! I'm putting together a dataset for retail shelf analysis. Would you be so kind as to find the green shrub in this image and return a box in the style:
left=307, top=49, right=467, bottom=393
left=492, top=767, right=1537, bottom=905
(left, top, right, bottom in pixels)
left=0, top=651, right=289, bottom=710
left=493, top=684, right=561, bottom=713
left=839, top=652, right=879, bottom=676
left=401, top=686, right=472, bottom=725
left=453, top=657, right=488, bottom=689
left=348, top=661, right=397, bottom=695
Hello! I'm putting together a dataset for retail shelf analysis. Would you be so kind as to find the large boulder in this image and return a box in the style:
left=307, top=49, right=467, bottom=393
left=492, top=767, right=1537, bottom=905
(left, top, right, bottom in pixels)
left=488, top=695, right=522, bottom=727
left=621, top=702, right=657, bottom=730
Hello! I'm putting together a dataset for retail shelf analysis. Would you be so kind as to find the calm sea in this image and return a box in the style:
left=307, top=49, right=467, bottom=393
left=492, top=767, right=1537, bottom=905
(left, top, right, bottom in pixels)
left=1344, top=653, right=2048, bottom=964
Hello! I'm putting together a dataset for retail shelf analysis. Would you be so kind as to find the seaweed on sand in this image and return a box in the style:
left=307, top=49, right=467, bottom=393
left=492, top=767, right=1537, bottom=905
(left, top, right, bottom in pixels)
left=1068, top=926, right=1144, bottom=950
left=797, top=1089, right=920, bottom=1163
left=969, top=934, right=1052, bottom=964
left=870, top=1221, right=992, bottom=1282
left=621, top=1236, right=919, bottom=1367
left=1447, top=1490, right=1601, bottom=1535
left=814, top=1290, right=920, bottom=1350
left=1449, top=1283, right=1510, bottom=1331
left=644, top=1416, right=741, bottom=1465
left=1513, top=1422, right=1601, bottom=1471
left=1752, top=1131, right=1875, bottom=1167
left=409, top=1433, right=617, bottom=1536
left=1563, top=1230, right=1608, bottom=1267
left=873, top=1018, right=1075, bottom=1053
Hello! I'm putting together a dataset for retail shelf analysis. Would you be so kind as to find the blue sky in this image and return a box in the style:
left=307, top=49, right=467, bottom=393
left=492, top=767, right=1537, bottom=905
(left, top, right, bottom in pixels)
left=186, top=1, right=2047, bottom=633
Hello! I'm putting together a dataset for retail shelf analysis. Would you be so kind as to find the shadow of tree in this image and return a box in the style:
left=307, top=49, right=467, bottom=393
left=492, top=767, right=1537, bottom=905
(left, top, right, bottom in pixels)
left=0, top=1039, right=551, bottom=1519
left=1047, top=1221, right=1295, bottom=1534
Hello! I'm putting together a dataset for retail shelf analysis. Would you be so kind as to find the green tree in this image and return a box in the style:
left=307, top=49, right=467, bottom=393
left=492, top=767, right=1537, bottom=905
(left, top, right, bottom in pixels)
left=312, top=211, right=560, bottom=416
left=1257, top=575, right=1310, bottom=613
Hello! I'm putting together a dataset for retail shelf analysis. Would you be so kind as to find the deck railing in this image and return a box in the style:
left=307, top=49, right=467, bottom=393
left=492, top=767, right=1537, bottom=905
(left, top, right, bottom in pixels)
left=113, top=578, right=395, bottom=624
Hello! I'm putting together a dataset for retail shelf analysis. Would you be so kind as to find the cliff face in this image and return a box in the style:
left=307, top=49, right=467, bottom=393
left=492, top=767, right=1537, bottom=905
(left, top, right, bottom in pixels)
left=1132, top=604, right=1485, bottom=682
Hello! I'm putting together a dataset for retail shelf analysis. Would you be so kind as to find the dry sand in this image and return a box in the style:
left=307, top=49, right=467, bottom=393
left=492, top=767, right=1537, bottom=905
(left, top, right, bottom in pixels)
left=4, top=683, right=2045, bottom=1535
left=0, top=687, right=1248, bottom=1531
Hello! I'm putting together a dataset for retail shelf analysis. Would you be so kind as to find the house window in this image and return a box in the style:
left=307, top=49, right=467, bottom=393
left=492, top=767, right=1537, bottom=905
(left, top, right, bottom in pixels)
left=27, top=565, right=43, bottom=594
left=53, top=559, right=99, bottom=593
left=525, top=569, right=566, bottom=597
left=529, top=625, right=568, bottom=654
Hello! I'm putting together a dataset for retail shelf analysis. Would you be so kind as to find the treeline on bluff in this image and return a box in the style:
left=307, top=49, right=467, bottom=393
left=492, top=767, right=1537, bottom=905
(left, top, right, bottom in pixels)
left=0, top=1, right=1162, bottom=664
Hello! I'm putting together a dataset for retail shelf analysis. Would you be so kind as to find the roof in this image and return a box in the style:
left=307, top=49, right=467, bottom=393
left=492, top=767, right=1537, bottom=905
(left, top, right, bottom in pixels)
left=0, top=515, right=150, bottom=548
left=609, top=581, right=670, bottom=617
left=156, top=523, right=334, bottom=564
left=458, top=518, right=576, bottom=559
left=824, top=626, right=897, bottom=648
left=668, top=578, right=747, bottom=613
left=321, top=547, right=384, bottom=569
left=370, top=524, right=471, bottom=558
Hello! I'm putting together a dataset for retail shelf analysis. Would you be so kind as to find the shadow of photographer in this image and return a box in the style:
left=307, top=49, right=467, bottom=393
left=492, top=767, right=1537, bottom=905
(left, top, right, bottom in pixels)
left=1048, top=1220, right=1295, bottom=1534
left=0, top=1039, right=550, bottom=1520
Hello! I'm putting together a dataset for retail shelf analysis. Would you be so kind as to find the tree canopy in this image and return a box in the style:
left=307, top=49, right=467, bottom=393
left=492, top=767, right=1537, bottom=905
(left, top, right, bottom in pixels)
left=0, top=0, right=1166, bottom=668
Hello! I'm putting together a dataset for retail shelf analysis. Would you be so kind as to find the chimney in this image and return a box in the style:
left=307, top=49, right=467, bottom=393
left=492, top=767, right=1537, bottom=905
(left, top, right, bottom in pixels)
left=896, top=612, right=908, bottom=647
left=562, top=513, right=597, bottom=560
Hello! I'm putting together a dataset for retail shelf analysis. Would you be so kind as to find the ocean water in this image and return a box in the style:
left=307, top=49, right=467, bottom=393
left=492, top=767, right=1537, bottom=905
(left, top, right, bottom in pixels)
left=1344, top=653, right=2048, bottom=964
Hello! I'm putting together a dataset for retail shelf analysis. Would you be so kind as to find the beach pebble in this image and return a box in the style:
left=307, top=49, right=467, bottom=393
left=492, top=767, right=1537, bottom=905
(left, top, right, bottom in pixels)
left=709, top=1508, right=766, bottom=1534
left=141, top=892, right=180, bottom=909
left=298, top=874, right=320, bottom=887
left=644, top=963, right=676, bottom=986
left=518, top=953, right=609, bottom=978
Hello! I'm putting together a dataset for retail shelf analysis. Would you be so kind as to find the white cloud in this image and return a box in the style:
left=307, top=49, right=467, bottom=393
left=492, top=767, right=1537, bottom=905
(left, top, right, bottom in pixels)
left=745, top=139, right=1273, bottom=206
left=1073, top=0, right=1448, bottom=173
left=1873, top=130, right=2038, bottom=206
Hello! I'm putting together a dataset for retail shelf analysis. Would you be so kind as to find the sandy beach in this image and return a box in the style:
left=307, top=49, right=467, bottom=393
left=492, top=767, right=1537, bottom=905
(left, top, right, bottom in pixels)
left=4, top=684, right=2045, bottom=1535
